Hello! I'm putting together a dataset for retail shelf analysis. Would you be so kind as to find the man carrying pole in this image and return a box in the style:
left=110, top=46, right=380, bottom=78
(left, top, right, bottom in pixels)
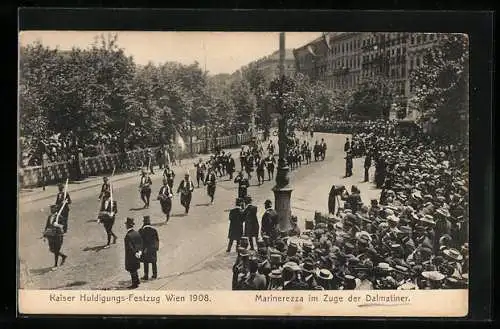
left=55, top=179, right=71, bottom=233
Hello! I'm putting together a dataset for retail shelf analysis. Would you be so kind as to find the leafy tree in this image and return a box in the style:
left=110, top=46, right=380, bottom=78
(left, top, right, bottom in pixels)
left=410, top=34, right=469, bottom=141
left=350, top=78, right=395, bottom=119
left=230, top=78, right=257, bottom=132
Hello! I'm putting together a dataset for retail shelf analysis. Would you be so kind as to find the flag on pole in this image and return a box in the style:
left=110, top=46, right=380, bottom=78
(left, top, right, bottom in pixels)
left=322, top=32, right=332, bottom=50
left=307, top=45, right=317, bottom=57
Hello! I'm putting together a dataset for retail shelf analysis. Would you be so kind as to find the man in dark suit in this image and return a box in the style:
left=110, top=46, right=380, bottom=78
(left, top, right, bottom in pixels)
left=261, top=200, right=278, bottom=241
left=282, top=265, right=308, bottom=290
left=364, top=153, right=372, bottom=182
left=344, top=137, right=351, bottom=153
left=138, top=216, right=159, bottom=280
left=237, top=258, right=267, bottom=290
left=124, top=217, right=143, bottom=289
left=243, top=198, right=259, bottom=250
left=227, top=199, right=244, bottom=252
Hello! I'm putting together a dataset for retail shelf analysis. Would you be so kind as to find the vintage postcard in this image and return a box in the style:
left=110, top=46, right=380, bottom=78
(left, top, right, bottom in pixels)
left=18, top=31, right=468, bottom=317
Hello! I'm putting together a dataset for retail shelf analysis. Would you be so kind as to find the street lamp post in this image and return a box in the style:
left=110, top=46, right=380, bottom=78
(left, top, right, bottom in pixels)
left=272, top=32, right=293, bottom=233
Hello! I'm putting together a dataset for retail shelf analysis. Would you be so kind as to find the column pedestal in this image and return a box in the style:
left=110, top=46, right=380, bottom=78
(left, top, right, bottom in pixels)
left=272, top=186, right=293, bottom=233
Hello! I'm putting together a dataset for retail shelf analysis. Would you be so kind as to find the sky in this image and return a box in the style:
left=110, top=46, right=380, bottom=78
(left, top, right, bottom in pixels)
left=19, top=31, right=322, bottom=75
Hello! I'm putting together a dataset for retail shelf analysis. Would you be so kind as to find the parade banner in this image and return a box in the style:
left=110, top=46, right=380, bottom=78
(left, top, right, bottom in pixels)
left=18, top=289, right=468, bottom=317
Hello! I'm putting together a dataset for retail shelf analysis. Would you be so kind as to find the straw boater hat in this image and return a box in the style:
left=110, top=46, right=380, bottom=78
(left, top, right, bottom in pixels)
left=436, top=208, right=451, bottom=218
left=421, top=271, right=445, bottom=281
left=268, top=269, right=282, bottom=279
left=397, top=282, right=419, bottom=290
left=317, top=269, right=333, bottom=280
left=419, top=215, right=435, bottom=225
left=376, top=262, right=394, bottom=272
left=443, top=248, right=464, bottom=261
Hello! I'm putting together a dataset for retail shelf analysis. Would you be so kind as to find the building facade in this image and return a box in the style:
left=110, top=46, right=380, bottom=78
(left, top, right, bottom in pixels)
left=241, top=49, right=296, bottom=82
left=294, top=32, right=442, bottom=119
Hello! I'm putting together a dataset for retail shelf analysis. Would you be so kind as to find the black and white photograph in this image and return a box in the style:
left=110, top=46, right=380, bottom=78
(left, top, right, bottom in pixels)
left=18, top=30, right=469, bottom=314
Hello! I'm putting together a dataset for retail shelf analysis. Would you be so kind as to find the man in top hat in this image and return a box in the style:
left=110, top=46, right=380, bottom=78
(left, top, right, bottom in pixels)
left=261, top=200, right=278, bottom=241
left=162, top=164, right=175, bottom=189
left=237, top=258, right=267, bottom=290
left=124, top=217, right=143, bottom=289
left=243, top=197, right=259, bottom=250
left=204, top=166, right=217, bottom=205
left=138, top=216, right=160, bottom=280
left=98, top=190, right=118, bottom=248
left=139, top=169, right=153, bottom=209
left=232, top=247, right=250, bottom=290
left=157, top=178, right=173, bottom=222
left=55, top=183, right=72, bottom=233
left=177, top=172, right=195, bottom=214
left=43, top=204, right=67, bottom=270
left=227, top=199, right=245, bottom=252
left=98, top=176, right=111, bottom=200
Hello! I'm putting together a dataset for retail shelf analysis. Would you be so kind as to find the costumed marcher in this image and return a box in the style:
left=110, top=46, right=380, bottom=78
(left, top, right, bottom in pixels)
left=42, top=204, right=67, bottom=270
left=139, top=170, right=152, bottom=208
left=227, top=153, right=236, bottom=180
left=265, top=153, right=276, bottom=181
left=163, top=165, right=175, bottom=189
left=256, top=156, right=266, bottom=185
left=234, top=171, right=250, bottom=202
left=227, top=199, right=244, bottom=252
left=204, top=166, right=217, bottom=205
left=177, top=172, right=195, bottom=214
left=138, top=216, right=160, bottom=280
left=97, top=190, right=118, bottom=248
left=157, top=178, right=173, bottom=222
left=124, top=217, right=143, bottom=289
left=194, top=158, right=206, bottom=188
left=243, top=197, right=259, bottom=250
left=55, top=183, right=72, bottom=233
left=98, top=176, right=111, bottom=200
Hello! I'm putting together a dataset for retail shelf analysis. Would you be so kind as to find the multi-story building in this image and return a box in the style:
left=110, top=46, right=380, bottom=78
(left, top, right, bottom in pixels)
left=294, top=32, right=442, bottom=119
left=240, top=49, right=296, bottom=82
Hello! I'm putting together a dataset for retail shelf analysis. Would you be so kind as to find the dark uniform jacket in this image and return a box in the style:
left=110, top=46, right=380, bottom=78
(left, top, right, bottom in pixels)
left=283, top=279, right=308, bottom=290
left=98, top=183, right=111, bottom=199
left=243, top=204, right=259, bottom=237
left=228, top=207, right=244, bottom=240
left=261, top=208, right=278, bottom=238
left=138, top=225, right=159, bottom=263
left=239, top=272, right=267, bottom=290
left=124, top=229, right=143, bottom=272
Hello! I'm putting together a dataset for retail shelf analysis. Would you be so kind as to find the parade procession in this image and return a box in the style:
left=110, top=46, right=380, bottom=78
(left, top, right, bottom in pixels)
left=19, top=31, right=469, bottom=292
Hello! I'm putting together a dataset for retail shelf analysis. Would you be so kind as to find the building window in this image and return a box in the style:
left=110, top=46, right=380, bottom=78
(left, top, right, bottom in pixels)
left=416, top=57, right=420, bottom=66
left=423, top=34, right=428, bottom=42
left=402, top=66, right=406, bottom=78
left=411, top=36, right=415, bottom=44
left=417, top=35, right=421, bottom=43
left=430, top=33, right=435, bottom=40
